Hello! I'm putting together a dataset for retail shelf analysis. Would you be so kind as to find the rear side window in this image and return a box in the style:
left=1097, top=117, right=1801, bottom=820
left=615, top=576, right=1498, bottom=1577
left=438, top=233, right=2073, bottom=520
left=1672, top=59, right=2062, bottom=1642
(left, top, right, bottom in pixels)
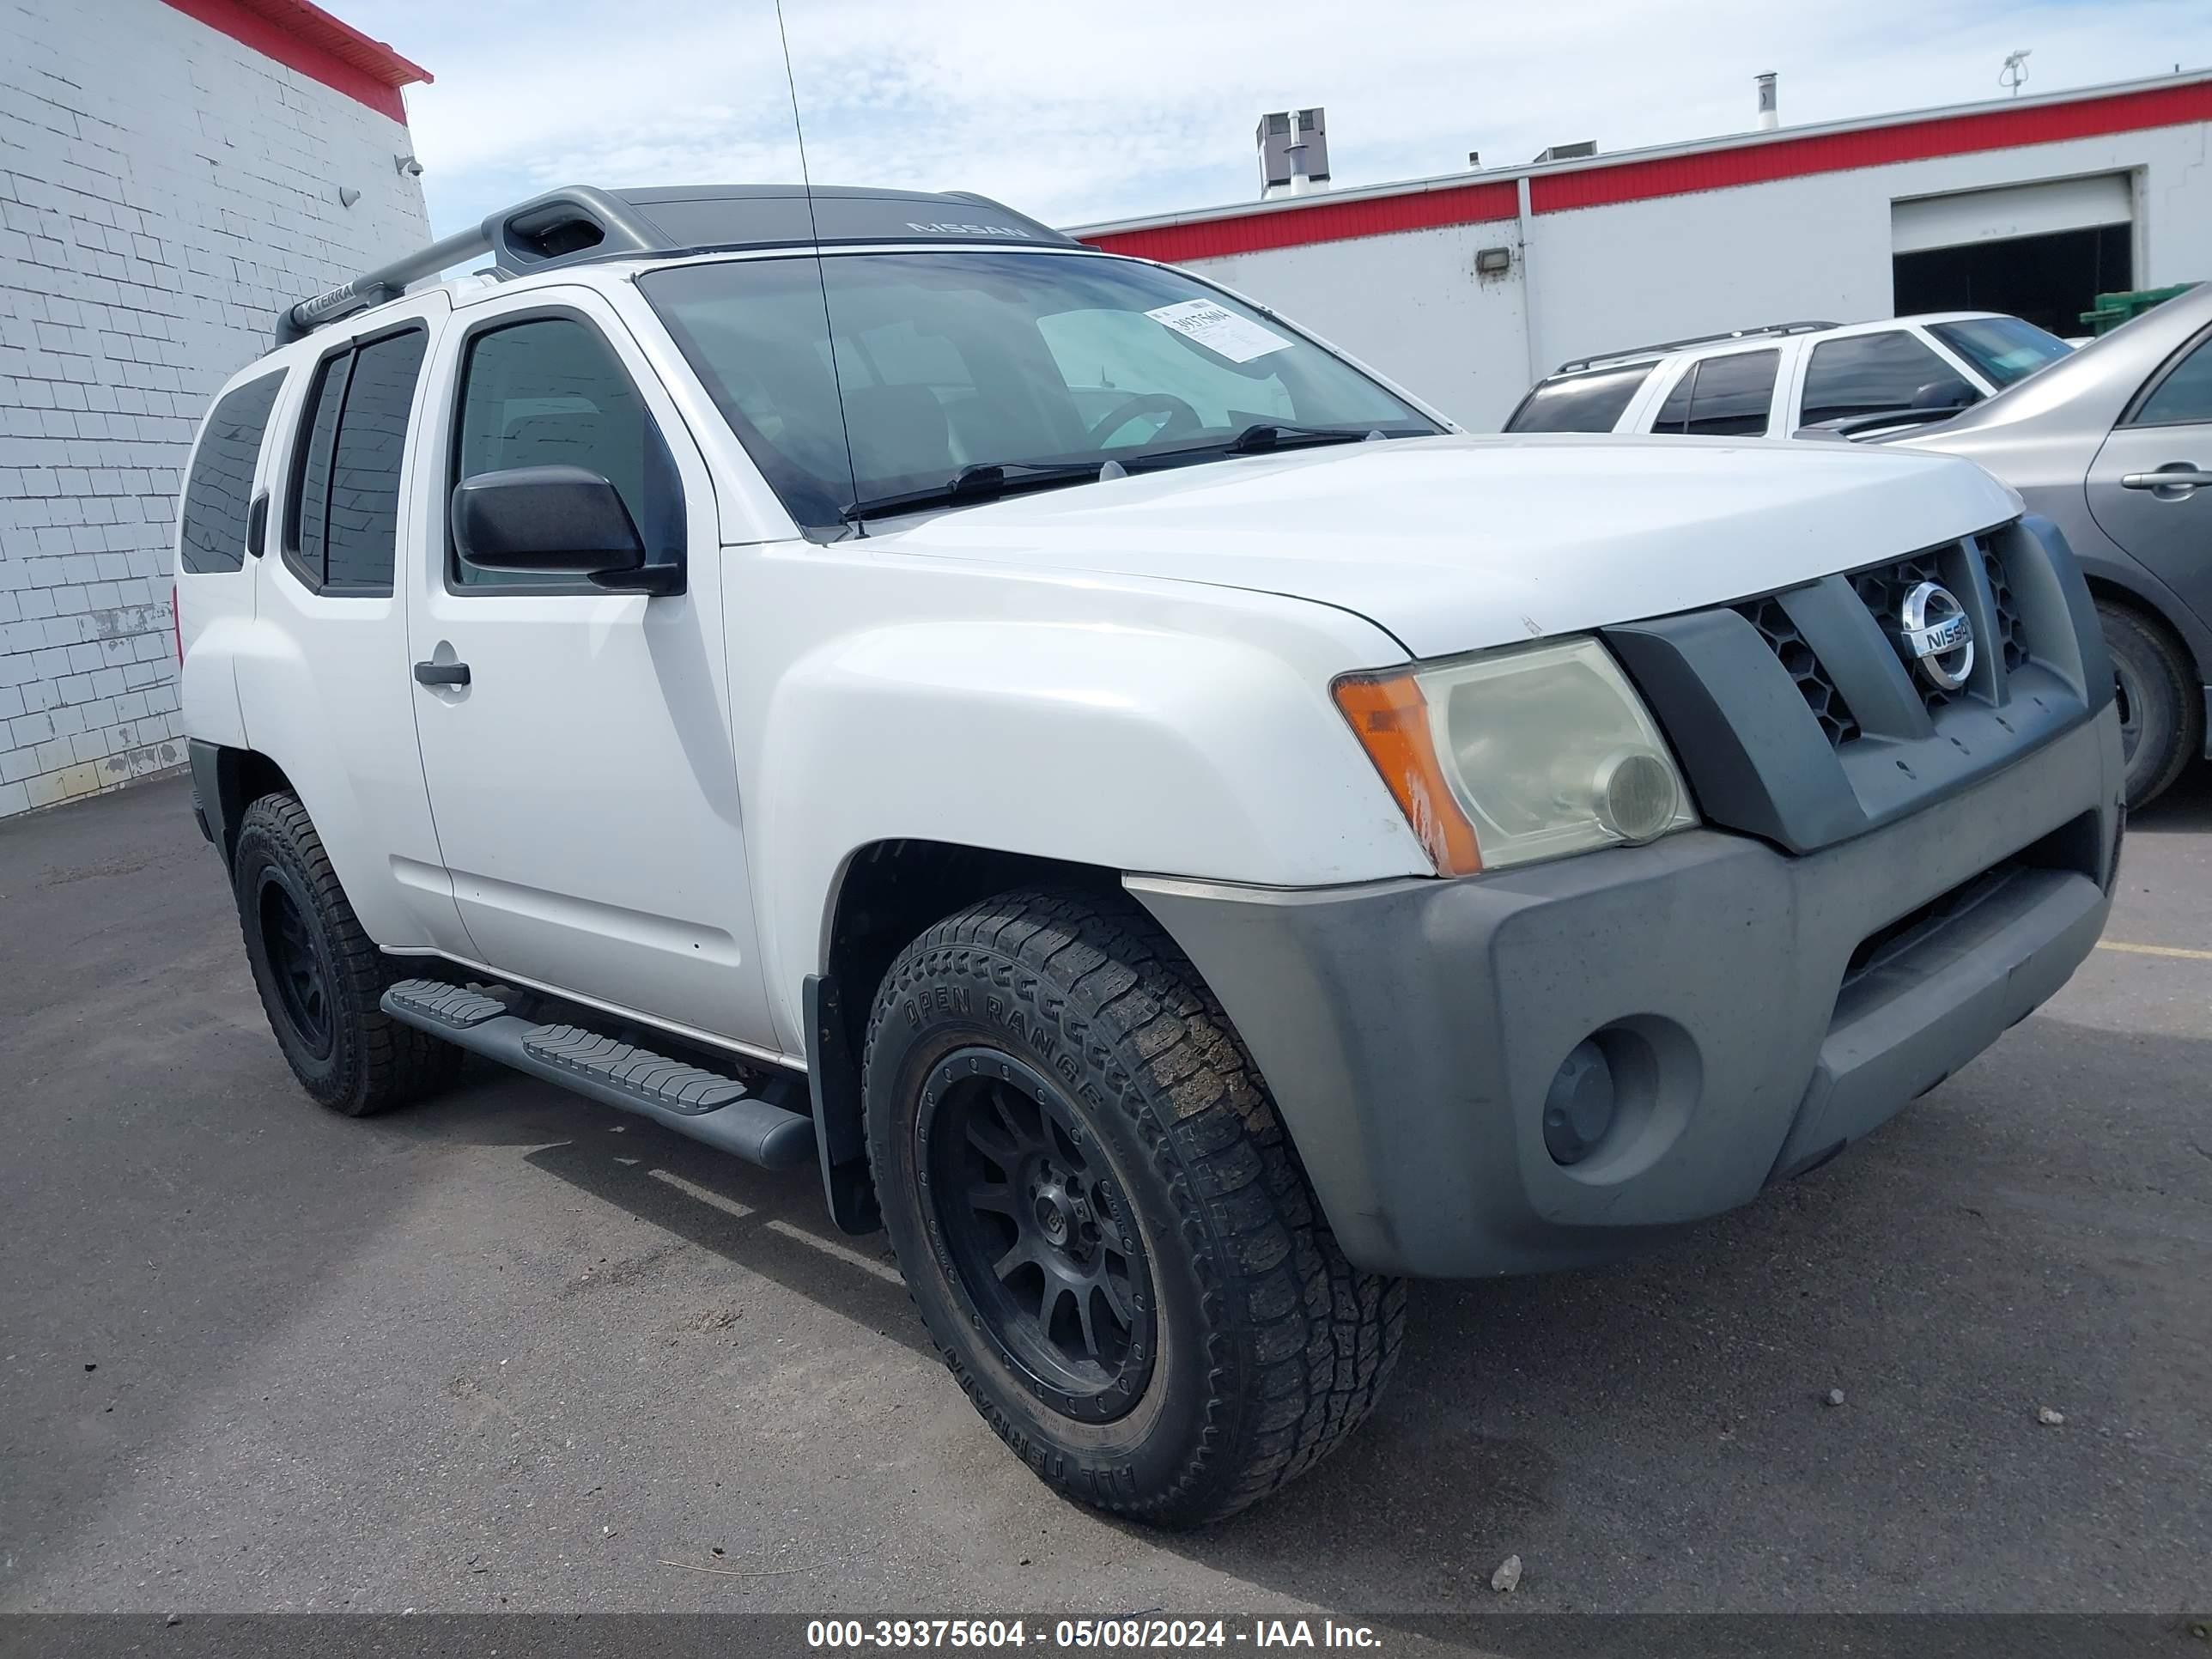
left=2130, top=331, right=2212, bottom=427
left=1801, top=331, right=1955, bottom=425
left=179, top=372, right=283, bottom=573
left=285, top=327, right=428, bottom=594
left=1651, top=350, right=1779, bottom=437
left=1504, top=362, right=1653, bottom=433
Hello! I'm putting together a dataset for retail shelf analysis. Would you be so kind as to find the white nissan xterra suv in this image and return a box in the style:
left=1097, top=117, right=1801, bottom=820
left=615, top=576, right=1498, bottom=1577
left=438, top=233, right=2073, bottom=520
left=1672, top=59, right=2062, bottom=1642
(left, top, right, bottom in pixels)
left=175, top=185, right=2124, bottom=1528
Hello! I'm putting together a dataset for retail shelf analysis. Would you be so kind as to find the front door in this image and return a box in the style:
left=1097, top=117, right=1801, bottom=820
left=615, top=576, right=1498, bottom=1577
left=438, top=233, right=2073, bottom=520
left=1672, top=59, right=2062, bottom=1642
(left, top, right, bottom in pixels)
left=405, top=288, right=776, bottom=1054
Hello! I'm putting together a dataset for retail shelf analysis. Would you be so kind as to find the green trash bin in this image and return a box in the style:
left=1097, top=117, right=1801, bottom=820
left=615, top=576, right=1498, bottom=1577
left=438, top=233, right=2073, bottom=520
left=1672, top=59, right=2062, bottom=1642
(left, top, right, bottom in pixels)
left=2079, top=283, right=2201, bottom=336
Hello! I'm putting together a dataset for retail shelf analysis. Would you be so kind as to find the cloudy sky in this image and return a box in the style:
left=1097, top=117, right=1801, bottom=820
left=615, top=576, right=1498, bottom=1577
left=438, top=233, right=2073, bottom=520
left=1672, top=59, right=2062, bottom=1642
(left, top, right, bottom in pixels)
left=343, top=0, right=2212, bottom=238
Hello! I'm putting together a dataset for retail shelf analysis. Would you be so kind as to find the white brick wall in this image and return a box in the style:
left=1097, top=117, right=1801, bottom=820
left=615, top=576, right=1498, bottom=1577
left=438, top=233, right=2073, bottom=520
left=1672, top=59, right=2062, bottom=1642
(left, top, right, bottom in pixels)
left=0, top=0, right=429, bottom=817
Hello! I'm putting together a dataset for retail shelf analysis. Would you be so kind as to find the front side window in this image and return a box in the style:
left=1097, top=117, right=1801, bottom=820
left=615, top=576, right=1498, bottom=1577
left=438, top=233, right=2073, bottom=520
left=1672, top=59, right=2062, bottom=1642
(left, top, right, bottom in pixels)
left=285, top=329, right=427, bottom=593
left=641, top=251, right=1436, bottom=533
left=181, top=371, right=283, bottom=574
left=1801, top=331, right=1957, bottom=425
left=1651, top=349, right=1779, bottom=438
left=1503, top=362, right=1652, bottom=434
left=2130, top=331, right=2212, bottom=427
left=450, top=315, right=681, bottom=587
left=1927, top=317, right=2071, bottom=388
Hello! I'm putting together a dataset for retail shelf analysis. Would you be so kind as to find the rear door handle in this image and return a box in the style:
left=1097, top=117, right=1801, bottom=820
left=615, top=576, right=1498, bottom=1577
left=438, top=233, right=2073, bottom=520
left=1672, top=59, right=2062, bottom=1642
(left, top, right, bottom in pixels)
left=413, top=660, right=471, bottom=686
left=2121, top=468, right=2212, bottom=491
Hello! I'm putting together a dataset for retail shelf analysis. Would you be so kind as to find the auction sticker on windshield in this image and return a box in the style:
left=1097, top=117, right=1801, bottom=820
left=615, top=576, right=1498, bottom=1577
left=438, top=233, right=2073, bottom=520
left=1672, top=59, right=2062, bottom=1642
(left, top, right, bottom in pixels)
left=1144, top=299, right=1292, bottom=363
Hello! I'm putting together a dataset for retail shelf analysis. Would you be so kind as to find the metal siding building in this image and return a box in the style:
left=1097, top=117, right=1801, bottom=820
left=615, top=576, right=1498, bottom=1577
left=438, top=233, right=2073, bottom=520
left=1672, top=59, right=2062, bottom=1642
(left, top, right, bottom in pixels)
left=1072, top=74, right=2212, bottom=433
left=0, top=0, right=430, bottom=818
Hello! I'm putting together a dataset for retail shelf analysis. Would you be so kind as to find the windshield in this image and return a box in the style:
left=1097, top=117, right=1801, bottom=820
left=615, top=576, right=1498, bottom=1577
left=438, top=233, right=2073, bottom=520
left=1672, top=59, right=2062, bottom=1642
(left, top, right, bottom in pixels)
left=639, top=250, right=1437, bottom=533
left=1927, top=316, right=2073, bottom=388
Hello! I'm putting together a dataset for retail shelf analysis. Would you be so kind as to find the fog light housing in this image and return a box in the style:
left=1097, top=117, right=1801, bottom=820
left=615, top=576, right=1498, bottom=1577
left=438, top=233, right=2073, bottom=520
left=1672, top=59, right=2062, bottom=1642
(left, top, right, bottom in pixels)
left=1542, top=1038, right=1617, bottom=1166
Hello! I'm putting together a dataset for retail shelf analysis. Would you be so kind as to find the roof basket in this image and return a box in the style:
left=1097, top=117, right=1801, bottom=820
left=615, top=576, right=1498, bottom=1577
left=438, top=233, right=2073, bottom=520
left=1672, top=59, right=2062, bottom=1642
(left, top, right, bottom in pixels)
left=273, top=183, right=1073, bottom=345
left=1555, top=319, right=1839, bottom=375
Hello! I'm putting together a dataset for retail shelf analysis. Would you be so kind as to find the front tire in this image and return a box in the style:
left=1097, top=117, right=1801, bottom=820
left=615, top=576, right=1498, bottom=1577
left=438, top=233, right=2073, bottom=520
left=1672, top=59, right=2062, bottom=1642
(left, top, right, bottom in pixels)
left=2100, top=599, right=2201, bottom=809
left=232, top=792, right=462, bottom=1116
left=863, top=887, right=1404, bottom=1528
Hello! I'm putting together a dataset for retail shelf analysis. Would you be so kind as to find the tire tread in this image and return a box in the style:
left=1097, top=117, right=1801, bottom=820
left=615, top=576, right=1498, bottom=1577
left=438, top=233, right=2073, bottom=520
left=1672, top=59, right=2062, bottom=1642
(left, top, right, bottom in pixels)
left=865, top=886, right=1404, bottom=1527
left=234, top=792, right=462, bottom=1116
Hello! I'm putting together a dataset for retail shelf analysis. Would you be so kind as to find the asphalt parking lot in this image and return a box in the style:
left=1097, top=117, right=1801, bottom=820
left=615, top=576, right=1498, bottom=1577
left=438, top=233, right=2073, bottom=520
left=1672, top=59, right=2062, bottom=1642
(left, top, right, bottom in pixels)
left=2, top=771, right=2207, bottom=1620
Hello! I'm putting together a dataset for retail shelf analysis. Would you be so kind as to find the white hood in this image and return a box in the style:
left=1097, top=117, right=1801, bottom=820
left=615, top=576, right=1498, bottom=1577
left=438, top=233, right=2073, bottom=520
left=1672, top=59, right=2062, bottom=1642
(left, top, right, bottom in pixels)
left=877, top=434, right=2023, bottom=659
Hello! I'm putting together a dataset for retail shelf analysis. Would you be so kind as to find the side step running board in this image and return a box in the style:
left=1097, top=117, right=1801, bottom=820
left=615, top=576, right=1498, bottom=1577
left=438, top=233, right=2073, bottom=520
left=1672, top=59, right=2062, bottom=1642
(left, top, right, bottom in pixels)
left=380, top=979, right=815, bottom=1170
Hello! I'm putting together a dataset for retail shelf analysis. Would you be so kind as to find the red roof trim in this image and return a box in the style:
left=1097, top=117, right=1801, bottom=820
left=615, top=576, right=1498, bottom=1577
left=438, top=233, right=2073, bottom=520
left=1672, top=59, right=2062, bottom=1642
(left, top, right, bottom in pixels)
left=1084, top=179, right=1519, bottom=261
left=1533, top=79, right=2212, bottom=214
left=1082, top=80, right=2212, bottom=262
left=159, top=0, right=430, bottom=124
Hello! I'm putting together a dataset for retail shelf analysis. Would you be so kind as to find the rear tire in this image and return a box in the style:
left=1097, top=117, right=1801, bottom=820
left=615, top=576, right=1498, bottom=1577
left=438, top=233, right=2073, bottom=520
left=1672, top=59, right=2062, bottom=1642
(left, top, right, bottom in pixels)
left=2100, top=599, right=2200, bottom=809
left=233, top=792, right=463, bottom=1116
left=863, top=887, right=1404, bottom=1528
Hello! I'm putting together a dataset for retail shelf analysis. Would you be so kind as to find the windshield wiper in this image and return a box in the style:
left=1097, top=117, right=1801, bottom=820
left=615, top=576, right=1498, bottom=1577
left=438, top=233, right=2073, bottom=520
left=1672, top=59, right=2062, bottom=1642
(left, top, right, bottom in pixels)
left=840, top=459, right=1112, bottom=523
left=1226, top=421, right=1392, bottom=453
left=1124, top=422, right=1396, bottom=468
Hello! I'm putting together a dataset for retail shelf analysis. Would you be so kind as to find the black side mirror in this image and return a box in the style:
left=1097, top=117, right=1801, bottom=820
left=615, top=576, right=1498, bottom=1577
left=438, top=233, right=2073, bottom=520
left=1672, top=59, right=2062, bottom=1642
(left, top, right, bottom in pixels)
left=1911, top=376, right=1978, bottom=411
left=451, top=465, right=677, bottom=593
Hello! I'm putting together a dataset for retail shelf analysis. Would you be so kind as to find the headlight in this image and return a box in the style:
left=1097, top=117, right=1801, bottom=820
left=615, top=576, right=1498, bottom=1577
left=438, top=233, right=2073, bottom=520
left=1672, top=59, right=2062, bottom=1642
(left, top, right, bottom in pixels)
left=1334, top=637, right=1698, bottom=874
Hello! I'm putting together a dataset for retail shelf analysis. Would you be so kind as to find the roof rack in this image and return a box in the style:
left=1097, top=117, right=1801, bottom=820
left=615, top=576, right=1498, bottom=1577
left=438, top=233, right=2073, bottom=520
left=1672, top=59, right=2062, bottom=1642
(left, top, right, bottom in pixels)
left=274, top=183, right=1075, bottom=345
left=1554, top=319, right=1840, bottom=375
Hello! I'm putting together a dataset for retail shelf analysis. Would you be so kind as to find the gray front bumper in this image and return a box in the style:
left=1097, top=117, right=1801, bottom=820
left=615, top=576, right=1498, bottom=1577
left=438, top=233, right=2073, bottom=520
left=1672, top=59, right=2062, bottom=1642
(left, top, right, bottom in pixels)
left=1127, top=708, right=2122, bottom=1279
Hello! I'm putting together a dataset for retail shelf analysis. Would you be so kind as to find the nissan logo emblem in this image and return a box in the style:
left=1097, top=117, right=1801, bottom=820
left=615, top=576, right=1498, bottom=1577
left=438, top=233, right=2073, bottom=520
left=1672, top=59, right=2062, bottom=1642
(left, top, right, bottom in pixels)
left=1900, top=581, right=1975, bottom=692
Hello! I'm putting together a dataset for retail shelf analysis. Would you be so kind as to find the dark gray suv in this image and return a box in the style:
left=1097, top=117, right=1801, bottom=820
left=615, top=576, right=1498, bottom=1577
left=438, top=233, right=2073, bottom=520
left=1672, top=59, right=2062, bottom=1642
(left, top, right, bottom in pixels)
left=1887, top=282, right=2212, bottom=807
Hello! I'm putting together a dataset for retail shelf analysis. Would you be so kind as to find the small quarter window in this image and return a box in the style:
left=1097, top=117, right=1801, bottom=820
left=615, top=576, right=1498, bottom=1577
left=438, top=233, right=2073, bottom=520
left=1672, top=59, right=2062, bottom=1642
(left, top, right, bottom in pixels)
left=2130, top=331, right=2212, bottom=427
left=180, top=372, right=283, bottom=574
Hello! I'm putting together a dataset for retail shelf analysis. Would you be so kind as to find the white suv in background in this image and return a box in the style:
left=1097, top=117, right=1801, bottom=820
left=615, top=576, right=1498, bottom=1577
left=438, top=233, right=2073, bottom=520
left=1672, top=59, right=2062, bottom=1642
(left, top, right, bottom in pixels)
left=1504, top=313, right=2074, bottom=439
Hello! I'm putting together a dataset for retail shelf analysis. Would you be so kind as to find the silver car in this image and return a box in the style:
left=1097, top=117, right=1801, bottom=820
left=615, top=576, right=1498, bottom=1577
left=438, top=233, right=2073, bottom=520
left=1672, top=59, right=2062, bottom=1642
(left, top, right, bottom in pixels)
left=1886, top=282, right=2211, bottom=807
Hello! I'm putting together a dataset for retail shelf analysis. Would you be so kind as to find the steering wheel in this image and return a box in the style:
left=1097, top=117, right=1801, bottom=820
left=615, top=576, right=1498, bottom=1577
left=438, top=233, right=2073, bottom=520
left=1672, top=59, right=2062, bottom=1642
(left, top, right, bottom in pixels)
left=1085, top=392, right=1203, bottom=447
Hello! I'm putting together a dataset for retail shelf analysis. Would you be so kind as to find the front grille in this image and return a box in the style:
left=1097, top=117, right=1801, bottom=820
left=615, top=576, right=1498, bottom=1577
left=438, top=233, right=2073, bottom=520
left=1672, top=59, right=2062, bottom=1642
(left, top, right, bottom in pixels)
left=1850, top=553, right=1958, bottom=714
left=1982, top=545, right=2028, bottom=672
left=1735, top=538, right=2035, bottom=745
left=1736, top=597, right=1861, bottom=747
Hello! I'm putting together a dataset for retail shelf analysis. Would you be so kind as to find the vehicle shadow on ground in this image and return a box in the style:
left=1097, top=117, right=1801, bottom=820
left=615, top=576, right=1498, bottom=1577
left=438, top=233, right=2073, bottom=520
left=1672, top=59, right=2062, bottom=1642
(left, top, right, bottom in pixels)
left=379, top=1061, right=936, bottom=1362
left=2130, top=765, right=2212, bottom=834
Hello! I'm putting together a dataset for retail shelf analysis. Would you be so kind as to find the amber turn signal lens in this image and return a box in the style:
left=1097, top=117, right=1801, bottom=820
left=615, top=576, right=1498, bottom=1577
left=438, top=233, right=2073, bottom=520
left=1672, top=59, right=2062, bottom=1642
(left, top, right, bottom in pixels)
left=1332, top=673, right=1483, bottom=876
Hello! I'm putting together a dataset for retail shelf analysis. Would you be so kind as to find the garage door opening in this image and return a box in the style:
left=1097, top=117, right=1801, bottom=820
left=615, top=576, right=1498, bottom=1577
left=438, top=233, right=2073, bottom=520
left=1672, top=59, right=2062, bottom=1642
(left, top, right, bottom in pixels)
left=1893, top=224, right=2132, bottom=337
left=1891, top=173, right=2134, bottom=337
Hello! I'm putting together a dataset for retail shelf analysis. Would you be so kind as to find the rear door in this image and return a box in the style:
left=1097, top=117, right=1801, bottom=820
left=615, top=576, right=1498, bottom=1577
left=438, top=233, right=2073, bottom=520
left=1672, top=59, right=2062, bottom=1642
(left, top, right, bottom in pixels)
left=2087, top=319, right=2212, bottom=625
left=405, top=286, right=776, bottom=1053
left=240, top=295, right=467, bottom=952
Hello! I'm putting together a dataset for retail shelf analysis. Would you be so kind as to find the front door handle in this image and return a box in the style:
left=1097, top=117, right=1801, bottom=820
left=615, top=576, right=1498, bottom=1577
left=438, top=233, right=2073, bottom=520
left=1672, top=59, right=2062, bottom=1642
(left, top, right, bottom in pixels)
left=413, top=659, right=471, bottom=687
left=2121, top=466, right=2212, bottom=494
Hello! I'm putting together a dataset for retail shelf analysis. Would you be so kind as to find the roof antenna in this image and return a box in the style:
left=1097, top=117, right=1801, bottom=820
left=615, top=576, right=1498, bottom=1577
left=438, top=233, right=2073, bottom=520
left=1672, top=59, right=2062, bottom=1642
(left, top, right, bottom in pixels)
left=775, top=0, right=866, bottom=538
left=1999, top=48, right=2032, bottom=97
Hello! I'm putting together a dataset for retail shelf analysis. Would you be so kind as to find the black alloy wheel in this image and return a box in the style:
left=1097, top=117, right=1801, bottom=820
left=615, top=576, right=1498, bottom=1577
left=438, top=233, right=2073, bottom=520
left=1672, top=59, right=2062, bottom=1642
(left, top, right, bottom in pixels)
left=921, top=1049, right=1157, bottom=1423
left=258, top=869, right=335, bottom=1059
